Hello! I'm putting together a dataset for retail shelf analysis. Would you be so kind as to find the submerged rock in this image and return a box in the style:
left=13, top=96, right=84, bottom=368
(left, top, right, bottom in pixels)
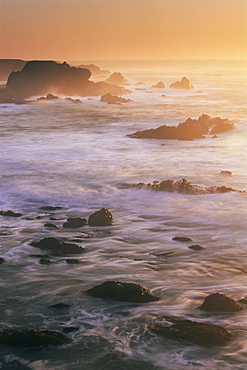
left=199, top=292, right=243, bottom=312
left=0, top=257, right=5, bottom=264
left=49, top=303, right=70, bottom=309
left=119, top=178, right=244, bottom=195
left=63, top=217, right=87, bottom=228
left=39, top=206, right=63, bottom=211
left=44, top=223, right=59, bottom=229
left=86, top=281, right=160, bottom=303
left=170, top=76, right=194, bottom=89
left=30, top=237, right=84, bottom=256
left=0, top=210, right=22, bottom=217
left=152, top=81, right=165, bottom=88
left=189, top=244, right=204, bottom=251
left=0, top=329, right=67, bottom=347
left=100, top=93, right=132, bottom=104
left=88, top=208, right=113, bottom=226
left=128, top=114, right=234, bottom=140
left=151, top=318, right=232, bottom=346
left=39, top=258, right=52, bottom=265
left=173, top=236, right=192, bottom=242
left=66, top=259, right=81, bottom=264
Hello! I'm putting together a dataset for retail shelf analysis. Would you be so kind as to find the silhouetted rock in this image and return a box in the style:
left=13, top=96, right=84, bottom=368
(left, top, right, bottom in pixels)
left=173, top=236, right=192, bottom=242
left=0, top=59, right=27, bottom=81
left=88, top=208, right=113, bottom=226
left=199, top=292, right=243, bottom=312
left=0, top=257, right=5, bottom=264
left=63, top=217, right=87, bottom=228
left=66, top=259, right=81, bottom=264
left=128, top=114, right=234, bottom=140
left=152, top=81, right=165, bottom=88
left=39, top=258, right=52, bottom=265
left=170, top=77, right=194, bottom=89
left=44, top=223, right=59, bottom=229
left=151, top=318, right=232, bottom=346
left=86, top=281, right=160, bottom=303
left=77, top=63, right=110, bottom=76
left=30, top=237, right=84, bottom=256
left=0, top=210, right=22, bottom=217
left=0, top=60, right=128, bottom=102
left=0, top=329, right=67, bottom=347
left=100, top=93, right=132, bottom=104
left=39, top=206, right=63, bottom=211
left=49, top=303, right=70, bottom=309
left=119, top=178, right=244, bottom=195
left=36, top=93, right=59, bottom=101
left=189, top=244, right=204, bottom=250
left=105, top=72, right=128, bottom=85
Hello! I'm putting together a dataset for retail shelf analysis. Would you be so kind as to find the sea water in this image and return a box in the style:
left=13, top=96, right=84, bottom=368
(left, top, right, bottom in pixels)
left=0, top=59, right=247, bottom=369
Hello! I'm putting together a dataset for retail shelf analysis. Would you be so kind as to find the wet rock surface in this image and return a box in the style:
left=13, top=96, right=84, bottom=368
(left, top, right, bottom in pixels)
left=189, top=244, right=204, bottom=250
left=173, top=236, right=192, bottom=242
left=0, top=329, right=67, bottom=347
left=63, top=217, right=87, bottom=228
left=199, top=292, right=243, bottom=312
left=30, top=237, right=84, bottom=256
left=0, top=210, right=22, bottom=217
left=88, top=208, right=113, bottom=226
left=86, top=281, right=160, bottom=303
left=120, top=178, right=244, bottom=195
left=128, top=114, right=234, bottom=140
left=151, top=318, right=232, bottom=346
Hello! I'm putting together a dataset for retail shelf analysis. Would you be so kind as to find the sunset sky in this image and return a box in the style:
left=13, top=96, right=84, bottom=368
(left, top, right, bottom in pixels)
left=0, top=0, right=246, bottom=61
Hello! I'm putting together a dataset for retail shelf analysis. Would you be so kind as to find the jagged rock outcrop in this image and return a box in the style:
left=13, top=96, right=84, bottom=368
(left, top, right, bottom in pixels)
left=199, top=293, right=243, bottom=312
left=170, top=76, right=194, bottom=89
left=119, top=178, right=245, bottom=195
left=30, top=237, right=84, bottom=256
left=151, top=318, right=232, bottom=346
left=100, top=93, right=132, bottom=104
left=105, top=72, right=128, bottom=85
left=128, top=114, right=234, bottom=140
left=152, top=81, right=165, bottom=88
left=0, top=329, right=67, bottom=347
left=0, top=60, right=128, bottom=102
left=86, top=281, right=160, bottom=303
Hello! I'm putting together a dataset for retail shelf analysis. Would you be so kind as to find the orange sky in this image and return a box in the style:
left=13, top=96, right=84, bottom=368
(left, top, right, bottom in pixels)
left=0, top=0, right=246, bottom=61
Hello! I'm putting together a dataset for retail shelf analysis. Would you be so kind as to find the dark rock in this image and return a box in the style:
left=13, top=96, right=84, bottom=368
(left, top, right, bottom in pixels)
left=63, top=217, right=87, bottom=228
left=119, top=178, right=244, bottom=195
left=49, top=303, right=70, bottom=309
left=66, top=259, right=81, bottom=264
left=152, top=81, right=165, bottom=88
left=39, top=258, right=52, bottom=265
left=29, top=254, right=50, bottom=258
left=199, top=292, right=243, bottom=312
left=173, top=236, right=192, bottom=242
left=0, top=59, right=27, bottom=81
left=88, top=208, right=113, bottom=226
left=36, top=93, right=59, bottom=101
left=128, top=114, right=234, bottom=141
left=0, top=210, right=22, bottom=217
left=63, top=326, right=79, bottom=333
left=0, top=329, right=67, bottom=347
left=39, top=206, right=63, bottom=211
left=170, top=77, right=194, bottom=89
left=105, top=72, right=128, bottom=85
left=151, top=318, right=232, bottom=346
left=30, top=237, right=84, bottom=256
left=44, top=223, right=59, bottom=229
left=100, top=93, right=132, bottom=104
left=238, top=298, right=247, bottom=304
left=86, top=281, right=160, bottom=303
left=0, top=257, right=5, bottom=264
left=189, top=244, right=204, bottom=251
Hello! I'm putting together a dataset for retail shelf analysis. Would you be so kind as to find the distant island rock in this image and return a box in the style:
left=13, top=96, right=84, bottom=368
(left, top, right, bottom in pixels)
left=152, top=81, right=165, bottom=88
left=76, top=63, right=110, bottom=76
left=100, top=93, right=132, bottom=104
left=0, top=59, right=27, bottom=81
left=170, top=76, right=194, bottom=89
left=105, top=72, right=128, bottom=85
left=0, top=60, right=128, bottom=103
left=128, top=114, right=234, bottom=140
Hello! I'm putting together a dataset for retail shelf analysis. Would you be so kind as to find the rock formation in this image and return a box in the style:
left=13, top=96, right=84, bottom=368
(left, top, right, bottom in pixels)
left=77, top=63, right=110, bottom=76
left=30, top=237, right=84, bottom=256
left=100, top=93, right=132, bottom=104
left=88, top=208, right=113, bottom=226
left=0, top=59, right=27, bottom=81
left=0, top=329, right=67, bottom=347
left=105, top=72, right=128, bottom=85
left=170, top=76, right=194, bottom=89
left=86, top=281, right=160, bottom=303
left=128, top=114, right=234, bottom=140
left=199, top=293, right=243, bottom=312
left=152, top=81, right=165, bottom=88
left=0, top=60, right=128, bottom=103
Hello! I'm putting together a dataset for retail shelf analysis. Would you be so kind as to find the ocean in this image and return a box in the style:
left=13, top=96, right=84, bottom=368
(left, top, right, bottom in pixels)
left=0, top=59, right=247, bottom=369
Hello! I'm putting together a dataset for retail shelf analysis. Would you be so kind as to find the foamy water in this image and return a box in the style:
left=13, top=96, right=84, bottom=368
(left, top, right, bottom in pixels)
left=0, top=60, right=247, bottom=369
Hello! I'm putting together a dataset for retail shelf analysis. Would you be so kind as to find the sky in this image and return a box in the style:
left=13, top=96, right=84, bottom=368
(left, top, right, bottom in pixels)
left=0, top=0, right=246, bottom=61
